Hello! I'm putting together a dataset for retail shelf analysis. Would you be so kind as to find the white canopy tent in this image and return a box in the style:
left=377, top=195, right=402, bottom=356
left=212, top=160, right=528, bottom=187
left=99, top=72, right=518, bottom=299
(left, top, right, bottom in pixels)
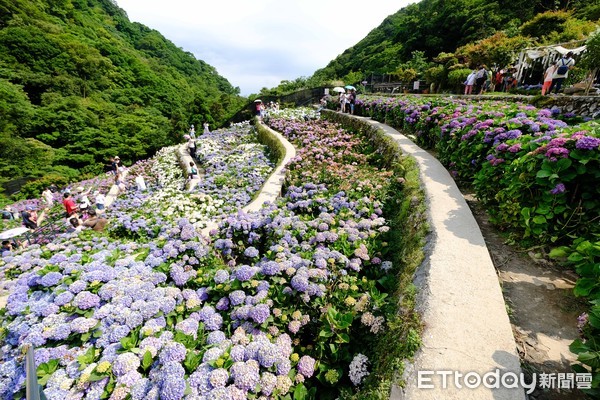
left=514, top=39, right=587, bottom=85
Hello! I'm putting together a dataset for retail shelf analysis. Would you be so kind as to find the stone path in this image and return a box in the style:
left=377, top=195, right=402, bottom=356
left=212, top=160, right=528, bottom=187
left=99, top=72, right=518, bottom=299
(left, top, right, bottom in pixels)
left=348, top=117, right=525, bottom=400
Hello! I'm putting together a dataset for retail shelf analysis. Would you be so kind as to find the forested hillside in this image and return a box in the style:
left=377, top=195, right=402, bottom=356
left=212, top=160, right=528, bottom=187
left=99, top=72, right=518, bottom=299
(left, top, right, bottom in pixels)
left=312, top=0, right=599, bottom=81
left=0, top=0, right=244, bottom=195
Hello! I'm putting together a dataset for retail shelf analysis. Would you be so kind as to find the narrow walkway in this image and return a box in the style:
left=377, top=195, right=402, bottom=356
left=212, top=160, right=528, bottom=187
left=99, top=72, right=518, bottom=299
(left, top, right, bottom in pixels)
left=351, top=117, right=525, bottom=399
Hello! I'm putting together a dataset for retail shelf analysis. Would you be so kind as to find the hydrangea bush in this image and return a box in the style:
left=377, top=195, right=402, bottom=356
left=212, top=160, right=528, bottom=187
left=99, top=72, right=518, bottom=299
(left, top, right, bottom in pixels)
left=108, top=123, right=274, bottom=240
left=355, top=95, right=600, bottom=394
left=0, top=117, right=424, bottom=399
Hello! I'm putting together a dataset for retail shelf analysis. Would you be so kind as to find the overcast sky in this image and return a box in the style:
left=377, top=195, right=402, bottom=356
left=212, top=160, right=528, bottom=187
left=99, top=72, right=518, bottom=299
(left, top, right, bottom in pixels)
left=115, top=0, right=413, bottom=95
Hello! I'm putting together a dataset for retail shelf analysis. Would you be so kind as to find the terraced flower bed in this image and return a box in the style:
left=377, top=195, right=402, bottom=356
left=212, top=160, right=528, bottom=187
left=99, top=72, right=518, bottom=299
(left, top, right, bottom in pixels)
left=355, top=95, right=600, bottom=393
left=0, top=117, right=424, bottom=399
left=108, top=123, right=274, bottom=240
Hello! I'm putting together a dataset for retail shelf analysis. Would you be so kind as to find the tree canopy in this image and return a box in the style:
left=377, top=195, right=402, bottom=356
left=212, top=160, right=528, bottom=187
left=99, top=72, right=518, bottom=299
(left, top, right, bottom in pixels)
left=311, top=0, right=599, bottom=82
left=0, top=0, right=245, bottom=195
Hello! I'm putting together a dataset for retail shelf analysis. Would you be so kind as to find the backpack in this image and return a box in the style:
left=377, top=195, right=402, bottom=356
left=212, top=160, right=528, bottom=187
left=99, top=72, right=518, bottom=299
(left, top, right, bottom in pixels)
left=556, top=59, right=569, bottom=75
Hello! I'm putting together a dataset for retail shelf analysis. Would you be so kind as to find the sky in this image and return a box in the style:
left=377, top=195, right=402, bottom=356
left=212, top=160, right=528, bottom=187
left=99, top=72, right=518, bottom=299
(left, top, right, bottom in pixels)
left=115, top=0, right=414, bottom=95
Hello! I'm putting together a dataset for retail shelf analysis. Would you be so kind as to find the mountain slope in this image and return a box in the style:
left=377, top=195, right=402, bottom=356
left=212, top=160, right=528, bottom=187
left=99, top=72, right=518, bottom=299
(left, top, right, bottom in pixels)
left=312, top=0, right=599, bottom=79
left=0, top=0, right=244, bottom=189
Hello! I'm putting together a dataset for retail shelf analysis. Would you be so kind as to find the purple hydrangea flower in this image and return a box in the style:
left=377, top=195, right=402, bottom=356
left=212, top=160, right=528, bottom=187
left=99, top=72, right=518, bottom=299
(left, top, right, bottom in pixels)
left=297, top=355, right=316, bottom=378
left=244, top=247, right=259, bottom=258
left=159, top=342, right=187, bottom=364
left=40, top=272, right=63, bottom=287
left=576, top=136, right=600, bottom=150
left=249, top=304, right=270, bottom=324
left=550, top=183, right=566, bottom=195
left=214, top=270, right=230, bottom=284
left=73, top=291, right=100, bottom=310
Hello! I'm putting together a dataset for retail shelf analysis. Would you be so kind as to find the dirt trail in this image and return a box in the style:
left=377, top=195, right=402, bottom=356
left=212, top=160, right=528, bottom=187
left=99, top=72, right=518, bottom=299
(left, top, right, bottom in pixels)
left=461, top=190, right=586, bottom=400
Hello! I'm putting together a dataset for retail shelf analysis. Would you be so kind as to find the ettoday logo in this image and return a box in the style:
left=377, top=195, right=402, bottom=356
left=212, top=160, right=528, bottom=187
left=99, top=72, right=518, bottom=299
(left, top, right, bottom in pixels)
left=417, top=370, right=591, bottom=394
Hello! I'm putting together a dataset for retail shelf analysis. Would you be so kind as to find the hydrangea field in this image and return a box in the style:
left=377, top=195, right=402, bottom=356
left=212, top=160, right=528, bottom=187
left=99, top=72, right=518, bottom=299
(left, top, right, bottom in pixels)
left=347, top=95, right=600, bottom=393
left=0, top=114, right=424, bottom=399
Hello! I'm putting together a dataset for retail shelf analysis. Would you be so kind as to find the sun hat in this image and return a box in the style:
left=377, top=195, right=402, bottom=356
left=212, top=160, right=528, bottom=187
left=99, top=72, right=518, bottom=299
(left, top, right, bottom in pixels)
left=77, top=186, right=84, bottom=193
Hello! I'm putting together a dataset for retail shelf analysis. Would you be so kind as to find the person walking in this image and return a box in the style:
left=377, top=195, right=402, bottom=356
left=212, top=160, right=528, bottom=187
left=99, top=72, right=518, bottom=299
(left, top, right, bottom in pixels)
left=348, top=89, right=357, bottom=115
left=474, top=65, right=488, bottom=94
left=339, top=92, right=347, bottom=113
left=203, top=122, right=210, bottom=134
left=187, top=137, right=197, bottom=160
left=541, top=64, right=556, bottom=96
left=549, top=52, right=575, bottom=94
left=188, top=161, right=199, bottom=180
left=464, top=70, right=476, bottom=95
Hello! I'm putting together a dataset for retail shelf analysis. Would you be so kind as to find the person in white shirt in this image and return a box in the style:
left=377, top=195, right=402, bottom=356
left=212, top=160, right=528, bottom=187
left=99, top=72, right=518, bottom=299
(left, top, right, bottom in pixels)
left=41, top=188, right=54, bottom=209
left=94, top=191, right=105, bottom=211
left=339, top=92, right=347, bottom=113
left=549, top=52, right=575, bottom=94
left=464, top=70, right=477, bottom=95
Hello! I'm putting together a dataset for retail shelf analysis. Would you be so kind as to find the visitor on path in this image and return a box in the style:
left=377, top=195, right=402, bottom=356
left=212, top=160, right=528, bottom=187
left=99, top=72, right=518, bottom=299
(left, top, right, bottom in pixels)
left=188, top=161, right=199, bottom=180
left=339, top=92, right=347, bottom=112
left=317, top=97, right=327, bottom=112
left=255, top=101, right=262, bottom=117
left=83, top=209, right=108, bottom=232
left=116, top=172, right=127, bottom=192
left=549, top=52, right=575, bottom=94
left=63, top=192, right=78, bottom=218
left=475, top=65, right=488, bottom=94
left=541, top=64, right=556, bottom=96
left=41, top=187, right=54, bottom=209
left=94, top=191, right=105, bottom=211
left=110, top=156, right=120, bottom=176
left=464, top=70, right=476, bottom=95
left=188, top=137, right=197, bottom=160
left=189, top=124, right=196, bottom=139
left=21, top=207, right=37, bottom=230
left=203, top=122, right=210, bottom=134
left=348, top=89, right=357, bottom=115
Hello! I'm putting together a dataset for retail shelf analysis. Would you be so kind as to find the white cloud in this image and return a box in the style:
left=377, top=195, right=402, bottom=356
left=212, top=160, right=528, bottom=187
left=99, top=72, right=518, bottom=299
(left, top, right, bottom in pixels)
left=115, top=0, right=413, bottom=95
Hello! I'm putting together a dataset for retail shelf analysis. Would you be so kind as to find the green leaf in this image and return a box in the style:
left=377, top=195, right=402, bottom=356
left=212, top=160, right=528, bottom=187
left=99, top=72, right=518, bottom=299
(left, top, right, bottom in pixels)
left=293, top=383, right=308, bottom=400
left=549, top=247, right=568, bottom=259
left=142, top=350, right=154, bottom=371
left=532, top=215, right=546, bottom=224
left=536, top=169, right=552, bottom=178
left=37, top=359, right=60, bottom=386
left=89, top=372, right=108, bottom=382
left=574, top=278, right=596, bottom=297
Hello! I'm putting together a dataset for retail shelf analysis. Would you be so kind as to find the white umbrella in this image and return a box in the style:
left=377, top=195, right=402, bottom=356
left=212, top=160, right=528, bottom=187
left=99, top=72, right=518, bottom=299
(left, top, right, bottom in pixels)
left=254, top=99, right=262, bottom=102
left=345, top=85, right=356, bottom=90
left=332, top=87, right=345, bottom=93
left=0, top=226, right=30, bottom=240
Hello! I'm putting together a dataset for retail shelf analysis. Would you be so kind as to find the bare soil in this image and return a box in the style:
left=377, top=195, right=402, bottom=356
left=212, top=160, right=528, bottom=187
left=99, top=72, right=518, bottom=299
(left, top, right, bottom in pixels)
left=461, top=189, right=587, bottom=400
